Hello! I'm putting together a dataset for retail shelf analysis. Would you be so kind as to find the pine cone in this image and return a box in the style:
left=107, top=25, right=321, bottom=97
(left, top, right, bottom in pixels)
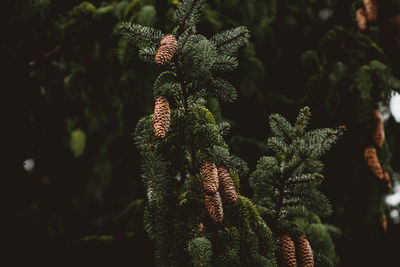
left=296, top=236, right=314, bottom=267
left=278, top=234, right=297, bottom=267
left=356, top=8, right=368, bottom=31
left=383, top=171, right=392, bottom=190
left=218, top=167, right=237, bottom=203
left=153, top=96, right=170, bottom=138
left=372, top=110, right=385, bottom=148
left=363, top=0, right=378, bottom=22
left=155, top=34, right=177, bottom=65
left=381, top=214, right=387, bottom=233
left=204, top=192, right=223, bottom=223
left=364, top=147, right=384, bottom=179
left=201, top=161, right=219, bottom=195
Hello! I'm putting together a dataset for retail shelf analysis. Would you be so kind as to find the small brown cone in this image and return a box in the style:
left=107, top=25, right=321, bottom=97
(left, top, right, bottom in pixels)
left=218, top=167, right=237, bottom=203
left=153, top=96, right=170, bottom=138
left=204, top=192, right=223, bottom=223
left=372, top=110, right=385, bottom=148
left=201, top=161, right=219, bottom=194
left=155, top=34, right=178, bottom=65
left=363, top=0, right=378, bottom=22
left=297, top=236, right=314, bottom=267
left=381, top=214, right=387, bottom=233
left=356, top=8, right=368, bottom=31
left=383, top=171, right=392, bottom=191
left=278, top=234, right=297, bottom=267
left=364, top=147, right=384, bottom=179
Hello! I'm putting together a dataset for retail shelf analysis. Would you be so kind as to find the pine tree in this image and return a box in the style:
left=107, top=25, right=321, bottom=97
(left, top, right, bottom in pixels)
left=250, top=107, right=344, bottom=266
left=121, top=1, right=275, bottom=265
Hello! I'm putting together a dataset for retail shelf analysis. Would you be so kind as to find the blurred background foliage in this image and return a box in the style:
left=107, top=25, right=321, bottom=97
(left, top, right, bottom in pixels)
left=8, top=0, right=400, bottom=266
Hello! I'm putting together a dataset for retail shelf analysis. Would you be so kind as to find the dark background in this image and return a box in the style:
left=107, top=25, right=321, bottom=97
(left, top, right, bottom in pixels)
left=7, top=0, right=400, bottom=266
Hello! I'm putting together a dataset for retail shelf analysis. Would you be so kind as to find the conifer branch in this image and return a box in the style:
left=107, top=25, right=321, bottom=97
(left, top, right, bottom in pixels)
left=120, top=22, right=163, bottom=47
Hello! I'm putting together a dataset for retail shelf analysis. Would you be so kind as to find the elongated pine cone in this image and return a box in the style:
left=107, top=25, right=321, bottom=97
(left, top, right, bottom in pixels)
left=204, top=192, right=223, bottom=223
left=153, top=96, right=170, bottom=138
left=356, top=8, right=368, bottom=31
left=278, top=234, right=297, bottom=267
left=297, top=236, right=314, bottom=267
left=201, top=161, right=219, bottom=195
left=363, top=0, right=378, bottom=22
left=155, top=34, right=177, bottom=65
left=218, top=167, right=237, bottom=203
left=364, top=147, right=384, bottom=179
left=381, top=214, right=387, bottom=233
left=372, top=110, right=385, bottom=148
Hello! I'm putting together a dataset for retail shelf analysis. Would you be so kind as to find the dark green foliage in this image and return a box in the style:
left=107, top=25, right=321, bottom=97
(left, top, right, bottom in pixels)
left=250, top=107, right=343, bottom=265
left=189, top=237, right=213, bottom=267
left=123, top=0, right=274, bottom=266
left=251, top=107, right=344, bottom=224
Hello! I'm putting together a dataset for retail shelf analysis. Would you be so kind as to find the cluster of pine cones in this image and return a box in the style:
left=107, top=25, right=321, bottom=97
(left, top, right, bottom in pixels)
left=363, top=110, right=391, bottom=190
left=356, top=0, right=378, bottom=31
left=201, top=161, right=237, bottom=223
left=278, top=234, right=314, bottom=267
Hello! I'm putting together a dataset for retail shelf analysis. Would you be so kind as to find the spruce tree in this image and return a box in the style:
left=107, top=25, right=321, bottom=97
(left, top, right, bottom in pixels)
left=121, top=0, right=275, bottom=266
left=250, top=107, right=344, bottom=267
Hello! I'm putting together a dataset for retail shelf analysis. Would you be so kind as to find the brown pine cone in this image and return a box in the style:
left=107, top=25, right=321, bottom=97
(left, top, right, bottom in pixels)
left=363, top=0, right=378, bottom=22
left=155, top=34, right=177, bottom=65
left=356, top=8, right=368, bottom=31
left=278, top=234, right=297, bottom=267
left=381, top=214, right=387, bottom=233
left=364, top=147, right=384, bottom=179
left=201, top=161, right=219, bottom=195
left=296, top=236, right=314, bottom=267
left=204, top=192, right=223, bottom=223
left=218, top=167, right=237, bottom=203
left=372, top=110, right=385, bottom=148
left=153, top=96, right=170, bottom=138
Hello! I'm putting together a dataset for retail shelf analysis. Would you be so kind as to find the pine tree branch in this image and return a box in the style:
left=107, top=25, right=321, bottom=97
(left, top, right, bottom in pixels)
left=181, top=0, right=198, bottom=30
left=216, top=31, right=247, bottom=49
left=173, top=58, right=196, bottom=172
left=270, top=116, right=291, bottom=142
left=178, top=26, right=194, bottom=53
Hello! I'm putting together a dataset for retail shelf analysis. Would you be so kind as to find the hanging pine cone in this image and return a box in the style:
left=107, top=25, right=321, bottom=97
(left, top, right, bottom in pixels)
left=153, top=96, right=170, bottom=138
left=383, top=171, right=392, bottom=190
left=278, top=234, right=297, bottom=267
left=218, top=167, right=237, bottom=203
left=204, top=192, right=223, bottom=223
left=381, top=214, right=387, bottom=233
left=363, top=0, right=378, bottom=22
left=201, top=161, right=219, bottom=195
left=372, top=110, right=385, bottom=148
left=364, top=147, right=384, bottom=179
left=296, top=236, right=314, bottom=267
left=356, top=8, right=368, bottom=31
left=155, top=34, right=177, bottom=65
